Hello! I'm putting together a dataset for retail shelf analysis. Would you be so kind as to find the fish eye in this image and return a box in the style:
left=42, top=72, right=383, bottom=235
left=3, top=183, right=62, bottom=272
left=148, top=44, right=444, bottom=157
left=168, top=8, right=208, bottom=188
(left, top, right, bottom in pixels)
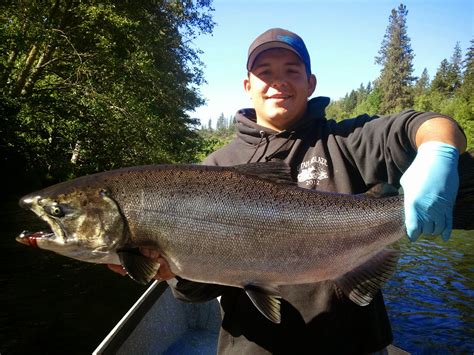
left=44, top=204, right=65, bottom=217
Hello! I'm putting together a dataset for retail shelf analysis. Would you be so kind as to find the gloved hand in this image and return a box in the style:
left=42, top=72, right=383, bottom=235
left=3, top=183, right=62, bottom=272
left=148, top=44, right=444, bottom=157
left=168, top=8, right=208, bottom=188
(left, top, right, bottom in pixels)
left=400, top=141, right=459, bottom=242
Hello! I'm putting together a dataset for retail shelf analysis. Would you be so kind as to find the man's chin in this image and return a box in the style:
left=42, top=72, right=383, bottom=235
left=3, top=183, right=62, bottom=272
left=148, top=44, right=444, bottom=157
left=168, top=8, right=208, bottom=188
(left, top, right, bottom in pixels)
left=265, top=106, right=291, bottom=120
left=259, top=112, right=301, bottom=131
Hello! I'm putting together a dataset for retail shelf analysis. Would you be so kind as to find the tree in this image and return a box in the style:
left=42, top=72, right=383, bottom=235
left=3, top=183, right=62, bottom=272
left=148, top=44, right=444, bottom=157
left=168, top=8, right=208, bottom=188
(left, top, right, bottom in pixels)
left=414, top=68, right=430, bottom=96
left=412, top=68, right=431, bottom=111
left=458, top=39, right=474, bottom=148
left=375, top=3, right=415, bottom=114
left=324, top=37, right=473, bottom=149
left=460, top=39, right=474, bottom=102
left=355, top=82, right=369, bottom=105
left=448, top=42, right=463, bottom=92
left=216, top=112, right=227, bottom=131
left=0, top=0, right=215, bottom=189
left=431, top=59, right=451, bottom=95
left=353, top=87, right=382, bottom=116
left=343, top=90, right=358, bottom=113
left=196, top=112, right=236, bottom=162
left=431, top=43, right=463, bottom=98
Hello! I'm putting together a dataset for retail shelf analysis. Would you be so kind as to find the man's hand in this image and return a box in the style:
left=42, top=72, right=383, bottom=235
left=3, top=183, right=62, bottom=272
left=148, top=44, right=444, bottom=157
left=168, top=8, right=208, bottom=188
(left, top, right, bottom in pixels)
left=400, top=141, right=459, bottom=241
left=107, top=247, right=176, bottom=281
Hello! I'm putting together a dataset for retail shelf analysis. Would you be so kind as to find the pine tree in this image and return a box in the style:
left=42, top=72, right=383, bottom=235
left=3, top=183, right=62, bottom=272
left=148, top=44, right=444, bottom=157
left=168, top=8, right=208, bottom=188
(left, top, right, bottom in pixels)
left=414, top=68, right=430, bottom=96
left=344, top=90, right=358, bottom=112
left=448, top=42, right=463, bottom=93
left=375, top=4, right=415, bottom=114
left=432, top=43, right=463, bottom=97
left=431, top=59, right=451, bottom=95
left=461, top=39, right=474, bottom=101
left=356, top=83, right=368, bottom=105
left=453, top=39, right=474, bottom=149
left=366, top=81, right=373, bottom=94
left=216, top=113, right=226, bottom=131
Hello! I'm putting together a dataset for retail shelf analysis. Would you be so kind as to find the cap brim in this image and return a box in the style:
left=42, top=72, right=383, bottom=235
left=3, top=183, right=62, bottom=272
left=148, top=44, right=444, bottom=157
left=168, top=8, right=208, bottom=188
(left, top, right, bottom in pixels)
left=246, top=42, right=303, bottom=71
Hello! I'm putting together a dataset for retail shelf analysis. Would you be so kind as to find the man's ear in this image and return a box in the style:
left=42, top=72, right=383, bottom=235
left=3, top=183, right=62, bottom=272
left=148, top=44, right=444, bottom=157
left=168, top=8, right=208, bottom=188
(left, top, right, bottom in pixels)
left=244, top=75, right=251, bottom=93
left=308, top=74, right=317, bottom=97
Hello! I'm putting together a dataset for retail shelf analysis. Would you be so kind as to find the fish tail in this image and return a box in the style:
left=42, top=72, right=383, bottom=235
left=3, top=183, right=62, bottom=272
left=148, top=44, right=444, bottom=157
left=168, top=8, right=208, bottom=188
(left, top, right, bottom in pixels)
left=453, top=148, right=474, bottom=230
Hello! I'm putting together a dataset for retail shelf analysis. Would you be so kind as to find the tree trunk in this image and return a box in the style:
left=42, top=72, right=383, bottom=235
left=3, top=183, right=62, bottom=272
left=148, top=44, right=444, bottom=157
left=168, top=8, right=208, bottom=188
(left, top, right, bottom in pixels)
left=21, top=44, right=56, bottom=97
left=12, top=45, right=39, bottom=96
left=11, top=0, right=70, bottom=97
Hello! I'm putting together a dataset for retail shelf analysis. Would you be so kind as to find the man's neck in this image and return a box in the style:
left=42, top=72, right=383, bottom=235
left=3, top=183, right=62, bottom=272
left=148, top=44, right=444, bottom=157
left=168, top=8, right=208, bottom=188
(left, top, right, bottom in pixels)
left=256, top=113, right=305, bottom=132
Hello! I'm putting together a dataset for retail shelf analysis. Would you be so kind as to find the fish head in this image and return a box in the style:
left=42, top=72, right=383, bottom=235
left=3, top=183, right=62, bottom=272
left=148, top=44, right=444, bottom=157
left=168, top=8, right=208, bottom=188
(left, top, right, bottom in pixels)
left=17, top=182, right=125, bottom=265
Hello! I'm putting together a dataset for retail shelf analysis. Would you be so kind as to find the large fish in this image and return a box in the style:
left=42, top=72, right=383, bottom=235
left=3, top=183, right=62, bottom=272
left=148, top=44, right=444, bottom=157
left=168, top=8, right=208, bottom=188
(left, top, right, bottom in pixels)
left=17, top=150, right=474, bottom=323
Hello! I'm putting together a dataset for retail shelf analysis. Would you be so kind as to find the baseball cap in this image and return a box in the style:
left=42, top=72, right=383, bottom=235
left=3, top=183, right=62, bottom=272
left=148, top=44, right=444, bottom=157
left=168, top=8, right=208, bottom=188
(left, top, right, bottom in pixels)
left=246, top=28, right=311, bottom=77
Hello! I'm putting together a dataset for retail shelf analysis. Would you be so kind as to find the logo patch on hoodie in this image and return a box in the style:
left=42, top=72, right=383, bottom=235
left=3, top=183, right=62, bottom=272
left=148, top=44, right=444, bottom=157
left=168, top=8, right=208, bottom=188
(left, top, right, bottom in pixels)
left=297, top=156, right=328, bottom=187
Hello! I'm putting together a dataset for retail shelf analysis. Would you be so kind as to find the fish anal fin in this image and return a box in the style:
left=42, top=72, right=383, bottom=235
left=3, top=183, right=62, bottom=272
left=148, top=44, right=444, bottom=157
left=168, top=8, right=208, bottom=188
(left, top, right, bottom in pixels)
left=336, top=249, right=399, bottom=306
left=118, top=248, right=160, bottom=285
left=244, top=284, right=282, bottom=324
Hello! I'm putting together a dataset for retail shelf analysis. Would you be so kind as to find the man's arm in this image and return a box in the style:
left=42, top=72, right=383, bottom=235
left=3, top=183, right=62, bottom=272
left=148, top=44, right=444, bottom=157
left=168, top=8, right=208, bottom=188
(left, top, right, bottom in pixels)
left=401, top=116, right=466, bottom=241
left=415, top=117, right=466, bottom=152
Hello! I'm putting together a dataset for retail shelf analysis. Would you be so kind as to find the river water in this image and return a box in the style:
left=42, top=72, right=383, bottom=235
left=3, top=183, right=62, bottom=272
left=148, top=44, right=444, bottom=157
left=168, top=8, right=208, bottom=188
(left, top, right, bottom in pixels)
left=1, top=195, right=473, bottom=354
left=384, top=231, right=474, bottom=354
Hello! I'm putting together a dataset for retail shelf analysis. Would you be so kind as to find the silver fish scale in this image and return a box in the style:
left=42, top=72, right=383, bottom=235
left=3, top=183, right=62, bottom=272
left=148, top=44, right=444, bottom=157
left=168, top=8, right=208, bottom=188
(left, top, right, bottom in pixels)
left=109, top=166, right=405, bottom=286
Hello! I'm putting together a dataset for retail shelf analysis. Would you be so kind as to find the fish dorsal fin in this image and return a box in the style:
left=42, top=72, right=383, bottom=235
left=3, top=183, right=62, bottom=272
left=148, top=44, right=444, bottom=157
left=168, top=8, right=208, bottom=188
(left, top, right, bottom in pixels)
left=363, top=183, right=400, bottom=198
left=335, top=249, right=399, bottom=306
left=244, top=284, right=282, bottom=324
left=118, top=248, right=161, bottom=285
left=233, top=162, right=295, bottom=185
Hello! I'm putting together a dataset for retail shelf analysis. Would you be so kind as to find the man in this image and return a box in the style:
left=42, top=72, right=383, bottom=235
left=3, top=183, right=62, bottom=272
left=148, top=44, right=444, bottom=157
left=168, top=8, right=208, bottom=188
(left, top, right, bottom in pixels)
left=110, top=28, right=466, bottom=354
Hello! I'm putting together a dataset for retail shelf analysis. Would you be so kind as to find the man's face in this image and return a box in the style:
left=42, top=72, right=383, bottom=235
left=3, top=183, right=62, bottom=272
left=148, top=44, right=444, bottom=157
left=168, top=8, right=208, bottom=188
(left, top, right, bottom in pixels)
left=244, top=48, right=316, bottom=131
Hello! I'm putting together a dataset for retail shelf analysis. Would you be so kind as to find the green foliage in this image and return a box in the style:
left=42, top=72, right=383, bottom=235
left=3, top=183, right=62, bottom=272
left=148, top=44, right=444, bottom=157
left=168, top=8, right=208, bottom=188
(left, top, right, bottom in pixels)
left=326, top=84, right=381, bottom=121
left=353, top=88, right=382, bottom=116
left=414, top=68, right=430, bottom=96
left=431, top=59, right=453, bottom=96
left=327, top=4, right=473, bottom=149
left=448, top=42, right=463, bottom=92
left=196, top=113, right=236, bottom=162
left=0, top=0, right=214, bottom=189
left=375, top=4, right=415, bottom=114
left=460, top=39, right=474, bottom=102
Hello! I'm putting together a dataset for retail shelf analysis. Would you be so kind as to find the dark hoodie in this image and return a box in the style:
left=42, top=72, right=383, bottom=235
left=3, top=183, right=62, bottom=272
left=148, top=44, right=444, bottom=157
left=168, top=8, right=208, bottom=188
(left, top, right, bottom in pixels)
left=170, top=97, right=454, bottom=354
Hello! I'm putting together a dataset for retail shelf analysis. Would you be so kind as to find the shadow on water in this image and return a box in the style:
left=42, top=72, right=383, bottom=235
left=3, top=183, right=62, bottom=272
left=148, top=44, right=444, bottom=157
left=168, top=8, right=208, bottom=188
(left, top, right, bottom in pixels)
left=1, top=195, right=473, bottom=354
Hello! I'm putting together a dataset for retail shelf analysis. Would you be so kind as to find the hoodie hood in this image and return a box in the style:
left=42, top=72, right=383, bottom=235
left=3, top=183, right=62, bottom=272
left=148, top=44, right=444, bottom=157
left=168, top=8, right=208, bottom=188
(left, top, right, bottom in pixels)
left=235, top=96, right=330, bottom=146
left=226, top=96, right=330, bottom=164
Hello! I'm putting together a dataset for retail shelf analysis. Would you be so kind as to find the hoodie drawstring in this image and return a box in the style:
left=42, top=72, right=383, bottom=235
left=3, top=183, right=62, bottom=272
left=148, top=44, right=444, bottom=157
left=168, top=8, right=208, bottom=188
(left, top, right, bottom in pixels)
left=265, top=131, right=296, bottom=161
left=256, top=134, right=271, bottom=162
left=247, top=130, right=266, bottom=163
left=247, top=130, right=296, bottom=163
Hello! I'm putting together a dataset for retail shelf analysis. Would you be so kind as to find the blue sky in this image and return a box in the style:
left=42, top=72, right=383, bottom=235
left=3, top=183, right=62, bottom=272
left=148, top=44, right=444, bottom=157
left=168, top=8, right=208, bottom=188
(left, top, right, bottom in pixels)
left=190, top=0, right=473, bottom=126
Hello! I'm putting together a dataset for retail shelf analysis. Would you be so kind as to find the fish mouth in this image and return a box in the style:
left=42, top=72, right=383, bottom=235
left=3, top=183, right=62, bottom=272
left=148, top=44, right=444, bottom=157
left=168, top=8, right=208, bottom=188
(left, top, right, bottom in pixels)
left=17, top=230, right=55, bottom=248
left=18, top=195, right=66, bottom=247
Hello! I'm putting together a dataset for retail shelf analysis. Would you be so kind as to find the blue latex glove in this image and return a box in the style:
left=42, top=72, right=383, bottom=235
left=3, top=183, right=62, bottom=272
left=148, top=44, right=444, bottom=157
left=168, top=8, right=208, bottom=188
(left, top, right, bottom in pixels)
left=400, top=141, right=459, bottom=242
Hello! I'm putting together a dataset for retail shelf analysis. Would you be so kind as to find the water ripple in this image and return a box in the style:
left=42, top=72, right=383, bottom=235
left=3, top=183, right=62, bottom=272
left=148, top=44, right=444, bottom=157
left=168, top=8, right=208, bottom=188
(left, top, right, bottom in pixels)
left=384, top=230, right=474, bottom=354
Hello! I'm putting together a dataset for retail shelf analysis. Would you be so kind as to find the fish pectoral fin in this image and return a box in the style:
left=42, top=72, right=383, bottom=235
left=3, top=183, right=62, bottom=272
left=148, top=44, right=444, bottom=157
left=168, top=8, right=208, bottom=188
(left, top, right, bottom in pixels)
left=118, top=248, right=160, bottom=285
left=244, top=284, right=282, bottom=324
left=335, top=248, right=399, bottom=306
